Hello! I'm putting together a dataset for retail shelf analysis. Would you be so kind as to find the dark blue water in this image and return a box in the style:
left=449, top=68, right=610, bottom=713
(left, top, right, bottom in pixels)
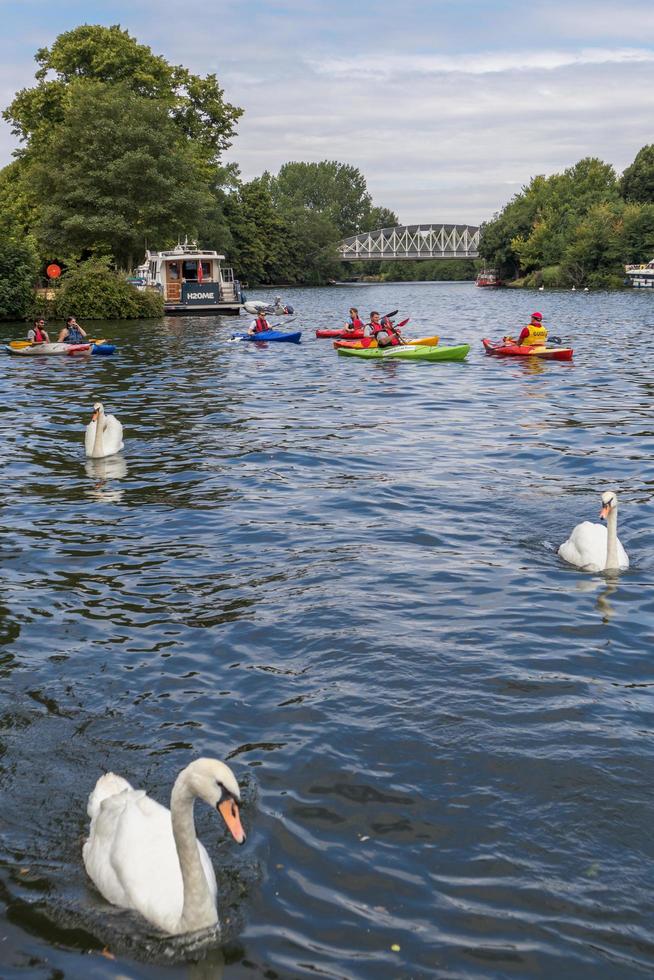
left=1, top=283, right=653, bottom=979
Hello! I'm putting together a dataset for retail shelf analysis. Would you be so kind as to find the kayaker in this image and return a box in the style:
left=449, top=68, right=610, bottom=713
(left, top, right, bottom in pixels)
left=345, top=307, right=364, bottom=332
left=510, top=312, right=548, bottom=347
left=368, top=311, right=406, bottom=348
left=58, top=316, right=88, bottom=344
left=248, top=312, right=271, bottom=335
left=27, top=318, right=50, bottom=344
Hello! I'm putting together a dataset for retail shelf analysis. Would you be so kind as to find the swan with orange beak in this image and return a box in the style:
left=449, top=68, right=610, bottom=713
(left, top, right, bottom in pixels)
left=558, top=490, right=629, bottom=572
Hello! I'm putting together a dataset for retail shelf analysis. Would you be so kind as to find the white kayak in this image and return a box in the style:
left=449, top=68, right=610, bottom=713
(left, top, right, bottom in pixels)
left=242, top=300, right=294, bottom=315
left=5, top=342, right=91, bottom=356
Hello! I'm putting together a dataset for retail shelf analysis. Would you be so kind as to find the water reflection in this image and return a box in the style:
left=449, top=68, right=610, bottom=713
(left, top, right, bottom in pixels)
left=84, top=455, right=128, bottom=502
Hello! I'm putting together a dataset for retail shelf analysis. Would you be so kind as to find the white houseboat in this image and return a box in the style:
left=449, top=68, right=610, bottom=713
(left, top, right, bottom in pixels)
left=134, top=240, right=244, bottom=315
left=625, top=259, right=654, bottom=287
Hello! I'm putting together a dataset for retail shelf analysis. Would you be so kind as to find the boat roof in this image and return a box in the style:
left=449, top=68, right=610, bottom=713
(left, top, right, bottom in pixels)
left=145, top=241, right=225, bottom=261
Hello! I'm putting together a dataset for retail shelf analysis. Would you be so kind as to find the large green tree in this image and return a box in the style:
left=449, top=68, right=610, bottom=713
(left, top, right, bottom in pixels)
left=29, top=82, right=215, bottom=269
left=620, top=144, right=654, bottom=204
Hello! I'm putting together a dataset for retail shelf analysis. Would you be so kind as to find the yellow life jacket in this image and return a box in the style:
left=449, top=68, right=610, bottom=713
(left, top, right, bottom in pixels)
left=523, top=323, right=548, bottom=345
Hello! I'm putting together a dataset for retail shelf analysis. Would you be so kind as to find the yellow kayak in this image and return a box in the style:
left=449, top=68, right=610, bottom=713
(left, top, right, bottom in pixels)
left=333, top=335, right=439, bottom=350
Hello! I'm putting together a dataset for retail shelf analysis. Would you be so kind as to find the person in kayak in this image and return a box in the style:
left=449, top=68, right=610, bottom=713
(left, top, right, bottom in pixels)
left=58, top=316, right=88, bottom=344
left=27, top=318, right=50, bottom=344
left=366, top=311, right=406, bottom=348
left=508, top=312, right=548, bottom=347
left=248, top=311, right=271, bottom=335
left=344, top=307, right=364, bottom=332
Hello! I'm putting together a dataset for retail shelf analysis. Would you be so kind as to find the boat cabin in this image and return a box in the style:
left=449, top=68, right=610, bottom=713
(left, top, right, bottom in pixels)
left=135, top=240, right=243, bottom=315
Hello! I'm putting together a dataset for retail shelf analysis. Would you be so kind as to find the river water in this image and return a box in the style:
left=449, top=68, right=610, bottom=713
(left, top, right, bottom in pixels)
left=1, top=282, right=653, bottom=980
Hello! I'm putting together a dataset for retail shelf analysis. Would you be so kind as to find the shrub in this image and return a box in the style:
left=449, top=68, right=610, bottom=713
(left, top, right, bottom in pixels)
left=52, top=258, right=164, bottom=319
left=0, top=236, right=39, bottom=320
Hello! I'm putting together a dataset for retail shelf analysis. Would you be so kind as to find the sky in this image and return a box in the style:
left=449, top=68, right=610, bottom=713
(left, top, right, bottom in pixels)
left=1, top=0, right=653, bottom=226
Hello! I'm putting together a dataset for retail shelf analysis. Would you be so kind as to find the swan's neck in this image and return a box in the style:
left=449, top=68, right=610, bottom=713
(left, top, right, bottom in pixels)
left=605, top=505, right=619, bottom=570
left=92, top=409, right=104, bottom=458
left=170, top=775, right=217, bottom=933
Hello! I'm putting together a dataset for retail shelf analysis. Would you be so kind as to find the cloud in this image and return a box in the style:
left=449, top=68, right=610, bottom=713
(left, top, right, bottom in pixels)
left=308, top=47, right=654, bottom=78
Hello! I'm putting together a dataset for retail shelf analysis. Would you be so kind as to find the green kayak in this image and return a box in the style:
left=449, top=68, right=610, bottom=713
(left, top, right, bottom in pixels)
left=336, top=343, right=469, bottom=362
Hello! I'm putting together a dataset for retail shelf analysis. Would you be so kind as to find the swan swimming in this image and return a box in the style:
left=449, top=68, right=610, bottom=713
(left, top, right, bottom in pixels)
left=85, top=402, right=124, bottom=459
left=83, top=758, right=246, bottom=935
left=558, top=490, right=629, bottom=572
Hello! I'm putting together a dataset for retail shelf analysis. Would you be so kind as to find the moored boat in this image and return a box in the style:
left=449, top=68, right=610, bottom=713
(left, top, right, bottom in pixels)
left=482, top=338, right=573, bottom=361
left=624, top=258, right=654, bottom=287
left=475, top=269, right=503, bottom=287
left=134, top=239, right=244, bottom=316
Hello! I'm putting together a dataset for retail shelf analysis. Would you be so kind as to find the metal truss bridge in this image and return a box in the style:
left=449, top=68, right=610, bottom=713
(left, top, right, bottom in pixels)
left=337, top=224, right=479, bottom=262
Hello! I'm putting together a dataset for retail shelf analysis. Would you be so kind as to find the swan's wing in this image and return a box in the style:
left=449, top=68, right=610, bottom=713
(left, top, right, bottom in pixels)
left=198, top=838, right=218, bottom=903
left=83, top=787, right=145, bottom=908
left=558, top=521, right=606, bottom=571
left=616, top=535, right=630, bottom=569
left=104, top=415, right=124, bottom=455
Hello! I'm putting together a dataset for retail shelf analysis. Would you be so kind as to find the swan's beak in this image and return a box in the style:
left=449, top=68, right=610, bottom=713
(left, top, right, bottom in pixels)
left=600, top=504, right=610, bottom=520
left=218, top=797, right=246, bottom=844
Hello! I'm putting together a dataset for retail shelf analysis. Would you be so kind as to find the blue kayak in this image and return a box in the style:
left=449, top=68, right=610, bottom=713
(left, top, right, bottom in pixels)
left=231, top=330, right=302, bottom=344
left=91, top=343, right=116, bottom=356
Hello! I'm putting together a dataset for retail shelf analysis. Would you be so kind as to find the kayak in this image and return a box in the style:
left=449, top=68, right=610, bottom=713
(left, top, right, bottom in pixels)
left=90, top=343, right=116, bottom=356
left=243, top=301, right=294, bottom=315
left=482, top=338, right=573, bottom=361
left=5, top=342, right=92, bottom=356
left=9, top=337, right=107, bottom=350
left=231, top=330, right=302, bottom=343
left=334, top=335, right=440, bottom=350
left=337, top=344, right=469, bottom=362
left=316, top=328, right=365, bottom=340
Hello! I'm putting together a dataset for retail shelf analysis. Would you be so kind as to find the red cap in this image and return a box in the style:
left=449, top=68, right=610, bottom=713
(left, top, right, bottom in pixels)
left=531, top=312, right=543, bottom=320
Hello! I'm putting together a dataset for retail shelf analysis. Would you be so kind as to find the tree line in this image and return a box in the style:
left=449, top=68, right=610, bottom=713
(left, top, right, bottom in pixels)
left=478, top=149, right=654, bottom=288
left=0, top=25, right=400, bottom=317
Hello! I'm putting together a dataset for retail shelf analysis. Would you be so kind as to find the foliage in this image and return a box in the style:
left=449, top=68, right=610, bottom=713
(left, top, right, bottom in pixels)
left=0, top=236, right=39, bottom=320
left=271, top=161, right=373, bottom=237
left=479, top=151, right=654, bottom=286
left=4, top=24, right=241, bottom=165
left=379, top=259, right=477, bottom=282
left=28, top=81, right=214, bottom=269
left=52, top=258, right=164, bottom=319
left=620, top=144, right=654, bottom=203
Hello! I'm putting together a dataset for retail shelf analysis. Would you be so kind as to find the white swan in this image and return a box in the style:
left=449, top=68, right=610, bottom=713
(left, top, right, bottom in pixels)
left=83, top=758, right=246, bottom=935
left=558, top=490, right=629, bottom=572
left=85, top=402, right=123, bottom=458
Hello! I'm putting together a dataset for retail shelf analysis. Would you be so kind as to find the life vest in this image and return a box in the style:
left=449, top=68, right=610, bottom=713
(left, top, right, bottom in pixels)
left=374, top=318, right=401, bottom=346
left=254, top=316, right=269, bottom=333
left=33, top=325, right=46, bottom=343
left=66, top=324, right=84, bottom=344
left=348, top=316, right=364, bottom=330
left=522, top=323, right=548, bottom=346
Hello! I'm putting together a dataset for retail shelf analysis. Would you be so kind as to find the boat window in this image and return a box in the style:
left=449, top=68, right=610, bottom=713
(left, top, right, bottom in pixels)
left=182, top=260, right=199, bottom=281
left=200, top=260, right=211, bottom=280
left=168, top=261, right=180, bottom=280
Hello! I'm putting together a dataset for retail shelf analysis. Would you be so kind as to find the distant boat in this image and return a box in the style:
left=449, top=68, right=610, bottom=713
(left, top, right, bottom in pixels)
left=475, top=269, right=503, bottom=288
left=625, top=259, right=654, bottom=288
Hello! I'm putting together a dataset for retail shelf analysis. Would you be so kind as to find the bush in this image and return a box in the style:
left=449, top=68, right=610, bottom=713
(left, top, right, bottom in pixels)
left=0, top=236, right=39, bottom=320
left=52, top=258, right=164, bottom=319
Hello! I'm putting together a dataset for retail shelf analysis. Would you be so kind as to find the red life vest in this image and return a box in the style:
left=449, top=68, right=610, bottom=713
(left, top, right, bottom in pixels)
left=254, top=316, right=270, bottom=333
left=348, top=316, right=364, bottom=330
left=34, top=325, right=46, bottom=342
left=373, top=318, right=401, bottom=346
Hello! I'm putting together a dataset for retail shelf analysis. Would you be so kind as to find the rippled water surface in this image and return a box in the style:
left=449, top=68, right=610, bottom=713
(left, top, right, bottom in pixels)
left=1, top=283, right=653, bottom=979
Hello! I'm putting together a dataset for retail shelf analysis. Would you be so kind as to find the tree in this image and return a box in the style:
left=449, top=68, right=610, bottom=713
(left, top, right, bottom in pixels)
left=28, top=82, right=214, bottom=269
left=621, top=144, right=654, bottom=204
left=4, top=24, right=241, bottom=167
left=0, top=236, right=39, bottom=320
left=271, top=161, right=373, bottom=236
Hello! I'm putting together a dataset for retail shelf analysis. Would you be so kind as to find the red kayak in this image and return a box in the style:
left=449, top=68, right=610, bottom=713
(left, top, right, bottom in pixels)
left=316, top=327, right=365, bottom=340
left=482, top=338, right=573, bottom=361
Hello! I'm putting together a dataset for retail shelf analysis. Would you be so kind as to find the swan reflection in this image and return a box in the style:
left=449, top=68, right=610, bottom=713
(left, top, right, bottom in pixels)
left=84, top=455, right=127, bottom=502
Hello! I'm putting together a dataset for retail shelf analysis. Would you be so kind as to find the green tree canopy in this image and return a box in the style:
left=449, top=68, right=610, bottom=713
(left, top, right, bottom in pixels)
left=620, top=144, right=654, bottom=204
left=29, top=82, right=215, bottom=269
left=271, top=161, right=375, bottom=237
left=4, top=24, right=242, bottom=164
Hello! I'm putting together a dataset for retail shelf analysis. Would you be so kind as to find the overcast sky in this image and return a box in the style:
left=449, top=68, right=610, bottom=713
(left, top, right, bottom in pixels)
left=1, top=0, right=653, bottom=226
